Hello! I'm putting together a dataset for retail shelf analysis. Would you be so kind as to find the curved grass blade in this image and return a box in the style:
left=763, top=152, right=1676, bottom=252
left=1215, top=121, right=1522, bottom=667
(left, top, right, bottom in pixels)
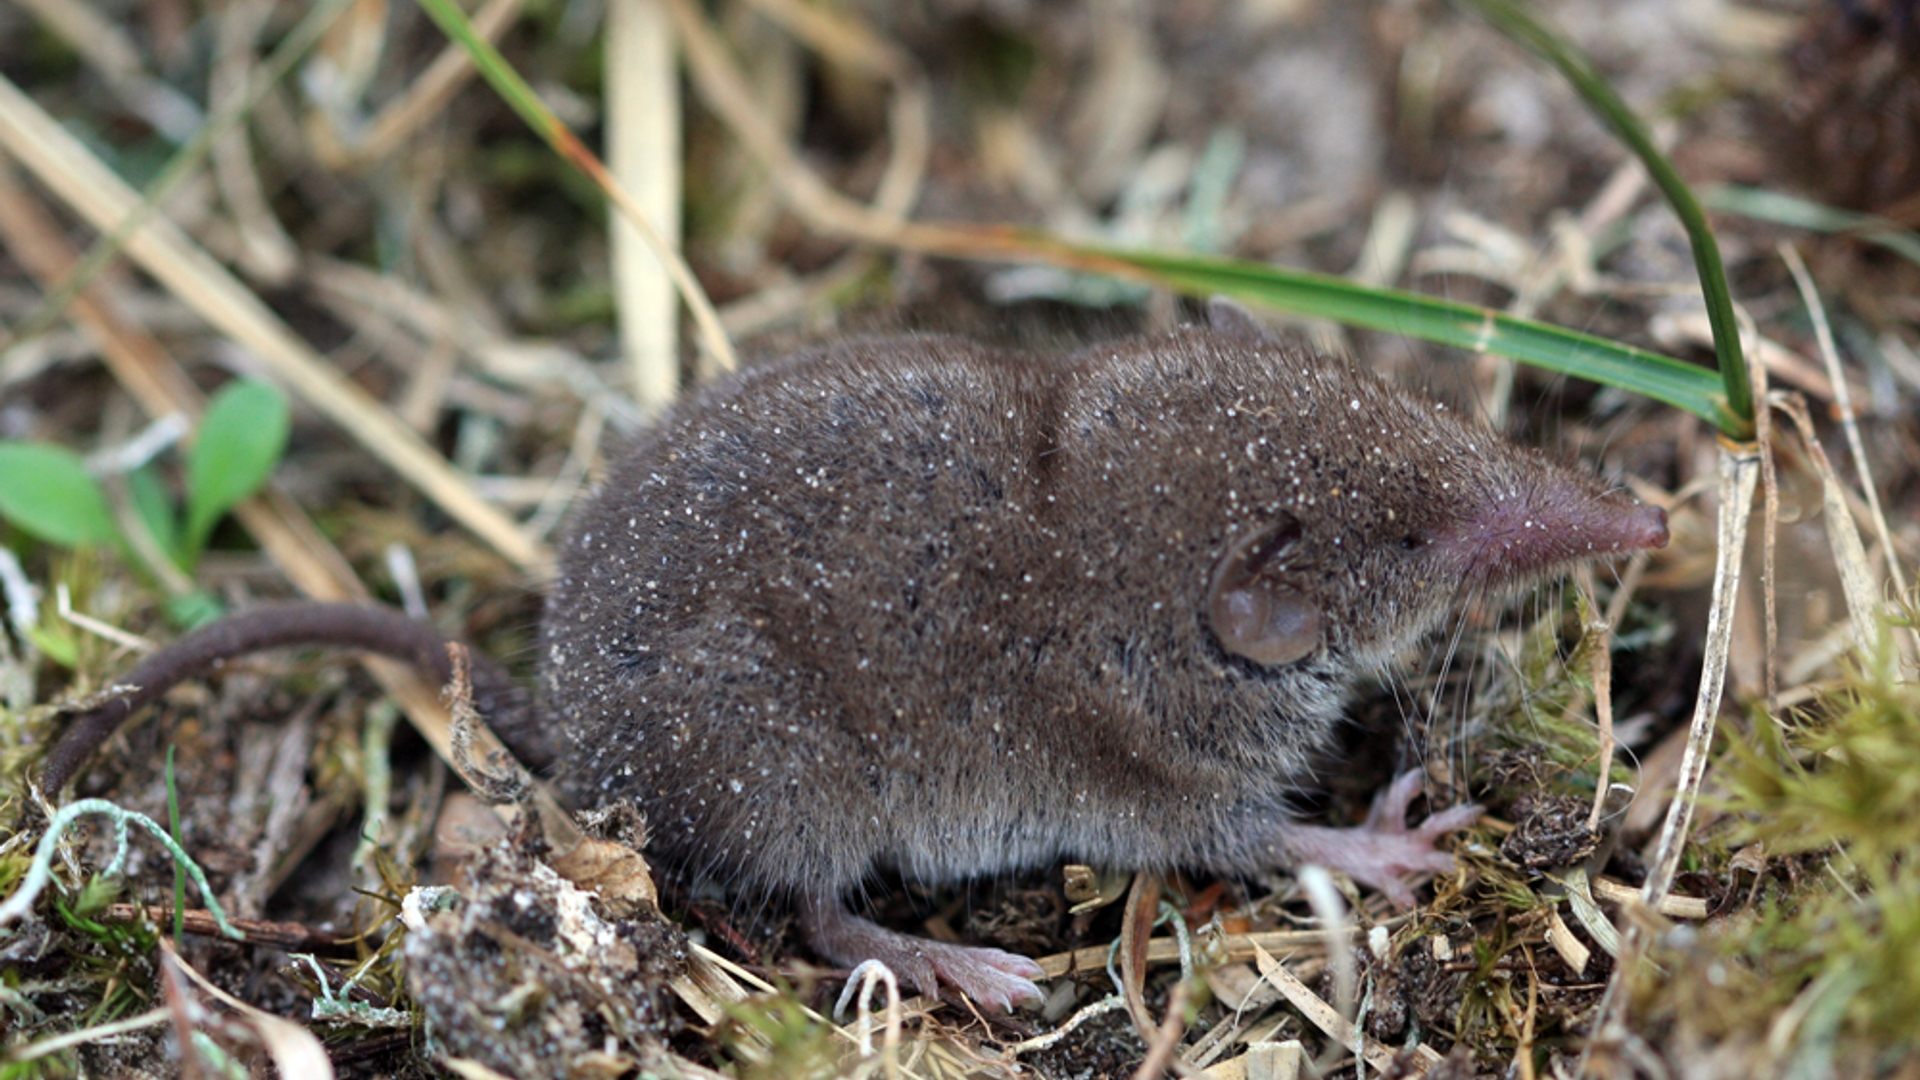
left=1457, top=0, right=1753, bottom=436
left=411, top=0, right=735, bottom=375
left=1038, top=242, right=1737, bottom=430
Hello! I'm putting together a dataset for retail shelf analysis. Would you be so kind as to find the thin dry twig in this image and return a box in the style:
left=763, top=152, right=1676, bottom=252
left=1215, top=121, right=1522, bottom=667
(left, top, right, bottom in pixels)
left=1779, top=241, right=1919, bottom=664
left=1585, top=441, right=1762, bottom=1069
left=99, top=904, right=351, bottom=952
left=1248, top=940, right=1442, bottom=1076
left=1772, top=393, right=1892, bottom=658
left=1120, top=871, right=1164, bottom=1046
left=1587, top=612, right=1617, bottom=832
left=1131, top=977, right=1193, bottom=1080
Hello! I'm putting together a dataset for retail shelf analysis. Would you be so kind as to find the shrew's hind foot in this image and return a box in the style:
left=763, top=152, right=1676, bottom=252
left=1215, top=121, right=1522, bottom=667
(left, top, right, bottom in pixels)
left=800, top=894, right=1046, bottom=1012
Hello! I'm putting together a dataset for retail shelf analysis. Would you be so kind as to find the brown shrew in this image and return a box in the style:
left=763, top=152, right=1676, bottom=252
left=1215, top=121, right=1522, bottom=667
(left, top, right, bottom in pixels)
left=38, top=306, right=1669, bottom=1010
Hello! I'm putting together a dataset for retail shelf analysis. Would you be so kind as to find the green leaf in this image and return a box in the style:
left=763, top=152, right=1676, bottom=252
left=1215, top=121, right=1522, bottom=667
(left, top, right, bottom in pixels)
left=128, top=463, right=183, bottom=569
left=184, top=379, right=289, bottom=562
left=0, top=443, right=121, bottom=549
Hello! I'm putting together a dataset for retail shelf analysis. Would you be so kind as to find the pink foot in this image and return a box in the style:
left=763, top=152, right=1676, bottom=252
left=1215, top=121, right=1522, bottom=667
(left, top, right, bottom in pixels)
left=801, top=895, right=1046, bottom=1012
left=1287, top=769, right=1482, bottom=906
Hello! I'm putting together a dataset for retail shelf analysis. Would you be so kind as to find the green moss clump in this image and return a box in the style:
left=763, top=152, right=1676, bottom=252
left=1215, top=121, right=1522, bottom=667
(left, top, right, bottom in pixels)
left=1660, top=638, right=1920, bottom=1063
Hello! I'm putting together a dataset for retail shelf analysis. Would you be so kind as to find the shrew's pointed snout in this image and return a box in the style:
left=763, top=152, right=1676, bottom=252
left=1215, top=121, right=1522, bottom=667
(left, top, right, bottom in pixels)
left=1437, top=479, right=1668, bottom=585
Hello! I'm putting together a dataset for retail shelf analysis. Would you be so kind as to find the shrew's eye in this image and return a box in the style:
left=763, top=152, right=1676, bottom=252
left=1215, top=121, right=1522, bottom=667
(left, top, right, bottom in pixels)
left=1399, top=533, right=1432, bottom=552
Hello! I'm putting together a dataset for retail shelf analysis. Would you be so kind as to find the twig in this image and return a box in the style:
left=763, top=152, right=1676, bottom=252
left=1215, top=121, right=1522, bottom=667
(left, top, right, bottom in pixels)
left=1004, top=995, right=1128, bottom=1056
left=1587, top=614, right=1617, bottom=832
left=98, top=904, right=352, bottom=952
left=55, top=583, right=152, bottom=652
left=1584, top=442, right=1761, bottom=1068
left=1131, top=977, right=1192, bottom=1080
left=1778, top=241, right=1917, bottom=665
left=1248, top=940, right=1442, bottom=1075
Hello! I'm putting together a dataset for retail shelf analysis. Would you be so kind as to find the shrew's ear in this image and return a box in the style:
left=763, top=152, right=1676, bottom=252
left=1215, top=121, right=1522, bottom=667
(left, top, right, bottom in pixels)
left=1207, top=513, right=1320, bottom=667
left=1204, top=297, right=1277, bottom=343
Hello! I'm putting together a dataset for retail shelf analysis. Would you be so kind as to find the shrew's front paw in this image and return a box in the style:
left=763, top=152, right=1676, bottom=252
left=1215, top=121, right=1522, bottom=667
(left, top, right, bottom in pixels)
left=1288, top=769, right=1482, bottom=906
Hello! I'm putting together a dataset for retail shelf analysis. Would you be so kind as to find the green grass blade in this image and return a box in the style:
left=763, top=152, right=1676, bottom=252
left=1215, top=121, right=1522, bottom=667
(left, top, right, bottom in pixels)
left=411, top=0, right=737, bottom=375
left=1087, top=246, right=1736, bottom=429
left=1457, top=0, right=1753, bottom=436
left=166, top=746, right=185, bottom=942
left=1703, top=185, right=1920, bottom=269
left=412, top=0, right=562, bottom=150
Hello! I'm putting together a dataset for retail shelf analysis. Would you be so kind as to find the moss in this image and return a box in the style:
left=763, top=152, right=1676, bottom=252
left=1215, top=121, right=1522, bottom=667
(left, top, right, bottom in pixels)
left=1648, top=637, right=1920, bottom=1062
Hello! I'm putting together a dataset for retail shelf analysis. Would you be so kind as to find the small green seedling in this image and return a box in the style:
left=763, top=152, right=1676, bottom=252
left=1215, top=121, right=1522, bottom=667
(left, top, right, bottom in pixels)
left=177, top=379, right=290, bottom=566
left=0, top=443, right=120, bottom=550
left=0, top=379, right=290, bottom=629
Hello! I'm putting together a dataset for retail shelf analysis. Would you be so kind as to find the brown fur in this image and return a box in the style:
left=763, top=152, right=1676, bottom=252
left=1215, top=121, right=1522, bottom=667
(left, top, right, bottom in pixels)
left=541, top=324, right=1666, bottom=907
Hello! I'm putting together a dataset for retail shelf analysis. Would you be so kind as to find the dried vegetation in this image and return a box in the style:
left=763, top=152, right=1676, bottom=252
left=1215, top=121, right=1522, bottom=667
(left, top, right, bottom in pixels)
left=1, top=0, right=1918, bottom=1077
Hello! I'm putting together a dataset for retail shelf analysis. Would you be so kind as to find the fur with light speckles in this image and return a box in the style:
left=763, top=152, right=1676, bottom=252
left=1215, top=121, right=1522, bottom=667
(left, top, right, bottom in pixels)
left=540, top=325, right=1665, bottom=917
